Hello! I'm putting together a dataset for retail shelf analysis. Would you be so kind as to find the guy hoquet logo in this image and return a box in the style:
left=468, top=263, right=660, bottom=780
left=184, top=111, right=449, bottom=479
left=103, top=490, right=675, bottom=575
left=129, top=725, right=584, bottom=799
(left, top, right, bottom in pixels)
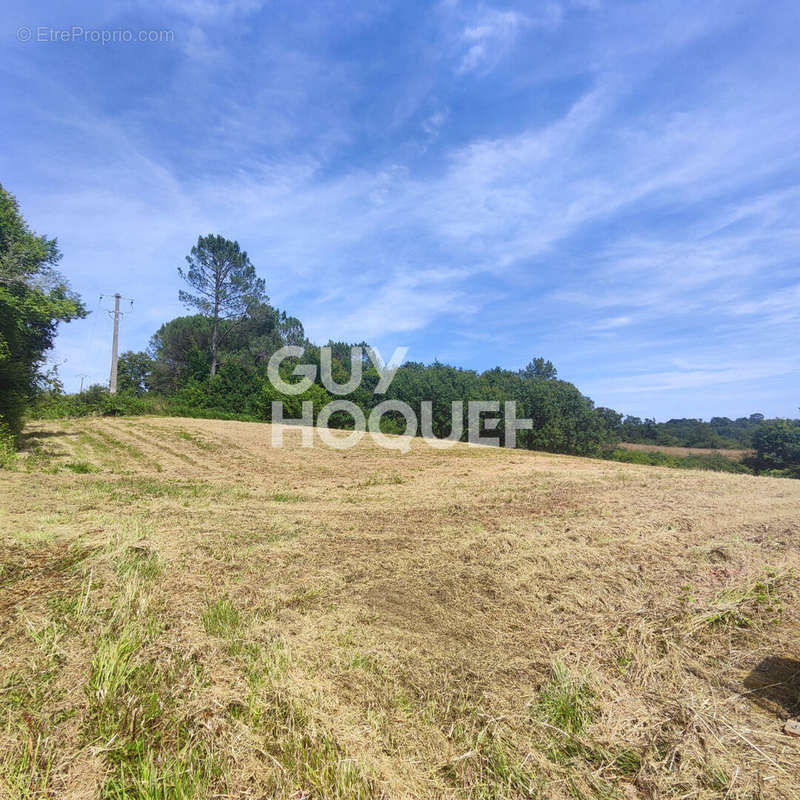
left=267, top=346, right=533, bottom=451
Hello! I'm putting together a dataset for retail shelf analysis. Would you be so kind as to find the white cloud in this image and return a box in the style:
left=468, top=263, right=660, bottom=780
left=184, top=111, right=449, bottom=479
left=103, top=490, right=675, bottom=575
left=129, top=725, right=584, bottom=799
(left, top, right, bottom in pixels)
left=155, top=0, right=266, bottom=20
left=39, top=58, right=800, bottom=389
left=457, top=6, right=561, bottom=74
left=586, top=360, right=800, bottom=394
left=592, top=316, right=632, bottom=330
left=5, top=0, right=797, bottom=417
left=422, top=107, right=450, bottom=137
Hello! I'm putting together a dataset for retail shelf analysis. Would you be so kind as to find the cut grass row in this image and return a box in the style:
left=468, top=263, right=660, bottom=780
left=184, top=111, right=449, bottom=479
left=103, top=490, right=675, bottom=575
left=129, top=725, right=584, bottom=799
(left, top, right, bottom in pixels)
left=3, top=417, right=800, bottom=798
left=1, top=536, right=793, bottom=798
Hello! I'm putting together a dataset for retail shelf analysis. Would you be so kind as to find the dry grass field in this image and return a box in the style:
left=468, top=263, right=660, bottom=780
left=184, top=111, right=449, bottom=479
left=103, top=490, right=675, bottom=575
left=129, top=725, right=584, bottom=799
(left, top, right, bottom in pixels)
left=619, top=443, right=751, bottom=461
left=1, top=416, right=799, bottom=800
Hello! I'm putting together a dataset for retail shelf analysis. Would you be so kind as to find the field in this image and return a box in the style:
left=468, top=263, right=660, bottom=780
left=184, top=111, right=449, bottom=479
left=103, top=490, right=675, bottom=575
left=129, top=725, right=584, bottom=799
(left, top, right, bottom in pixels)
left=2, top=416, right=799, bottom=800
left=618, top=443, right=750, bottom=461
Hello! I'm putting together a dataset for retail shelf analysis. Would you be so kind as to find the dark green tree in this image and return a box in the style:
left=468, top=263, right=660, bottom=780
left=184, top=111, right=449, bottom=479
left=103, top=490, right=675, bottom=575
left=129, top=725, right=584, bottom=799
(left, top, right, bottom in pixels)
left=595, top=407, right=623, bottom=438
left=521, top=357, right=558, bottom=380
left=748, top=420, right=800, bottom=476
left=117, top=351, right=153, bottom=395
left=178, top=235, right=266, bottom=377
left=0, top=184, right=85, bottom=438
left=148, top=315, right=213, bottom=393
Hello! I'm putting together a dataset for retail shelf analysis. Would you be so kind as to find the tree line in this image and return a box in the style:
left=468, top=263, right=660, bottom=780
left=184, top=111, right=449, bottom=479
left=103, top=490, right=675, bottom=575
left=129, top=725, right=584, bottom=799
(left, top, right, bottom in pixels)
left=42, top=315, right=612, bottom=457
left=1, top=195, right=797, bottom=477
left=601, top=412, right=769, bottom=449
left=0, top=183, right=84, bottom=463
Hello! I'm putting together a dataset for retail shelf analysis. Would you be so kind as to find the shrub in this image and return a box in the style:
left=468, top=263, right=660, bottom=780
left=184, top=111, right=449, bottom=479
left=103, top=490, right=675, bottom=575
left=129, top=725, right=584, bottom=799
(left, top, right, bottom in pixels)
left=746, top=420, right=800, bottom=477
left=0, top=422, right=16, bottom=469
left=606, top=447, right=752, bottom=474
left=30, top=387, right=166, bottom=420
left=257, top=379, right=332, bottom=424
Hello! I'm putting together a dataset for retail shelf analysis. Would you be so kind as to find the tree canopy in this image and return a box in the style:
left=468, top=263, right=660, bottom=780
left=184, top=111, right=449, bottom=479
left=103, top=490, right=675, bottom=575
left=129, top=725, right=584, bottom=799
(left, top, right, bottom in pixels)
left=0, top=184, right=85, bottom=437
left=16, top=222, right=797, bottom=479
left=178, top=235, right=267, bottom=376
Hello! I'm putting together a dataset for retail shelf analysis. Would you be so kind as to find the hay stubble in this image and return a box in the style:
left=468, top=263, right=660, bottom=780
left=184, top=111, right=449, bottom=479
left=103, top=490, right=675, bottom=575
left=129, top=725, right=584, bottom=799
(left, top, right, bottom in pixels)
left=1, top=416, right=799, bottom=799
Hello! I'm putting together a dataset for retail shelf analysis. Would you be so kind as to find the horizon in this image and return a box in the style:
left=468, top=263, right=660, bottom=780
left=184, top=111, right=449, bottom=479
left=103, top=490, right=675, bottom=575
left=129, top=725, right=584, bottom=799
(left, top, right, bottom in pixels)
left=3, top=1, right=799, bottom=420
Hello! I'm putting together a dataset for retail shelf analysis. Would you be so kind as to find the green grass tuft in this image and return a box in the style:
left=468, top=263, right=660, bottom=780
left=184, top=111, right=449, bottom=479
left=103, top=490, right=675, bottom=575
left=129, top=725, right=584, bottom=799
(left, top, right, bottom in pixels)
left=271, top=492, right=303, bottom=502
left=115, top=546, right=163, bottom=580
left=64, top=460, right=98, bottom=473
left=202, top=598, right=240, bottom=637
left=532, top=662, right=596, bottom=737
left=101, top=744, right=218, bottom=800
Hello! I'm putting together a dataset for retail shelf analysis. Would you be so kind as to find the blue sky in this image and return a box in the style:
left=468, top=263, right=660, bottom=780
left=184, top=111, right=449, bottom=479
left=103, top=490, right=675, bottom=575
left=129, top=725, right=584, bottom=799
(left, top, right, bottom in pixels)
left=3, top=0, right=799, bottom=420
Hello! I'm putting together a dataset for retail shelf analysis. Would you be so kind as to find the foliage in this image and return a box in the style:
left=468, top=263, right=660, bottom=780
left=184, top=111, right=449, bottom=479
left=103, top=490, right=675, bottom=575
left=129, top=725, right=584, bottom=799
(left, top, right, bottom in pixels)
left=9, top=211, right=792, bottom=476
left=619, top=413, right=769, bottom=449
left=177, top=234, right=267, bottom=376
left=0, top=184, right=85, bottom=436
left=745, top=420, right=800, bottom=477
left=521, top=357, right=557, bottom=380
left=147, top=306, right=302, bottom=393
left=31, top=385, right=166, bottom=420
left=25, top=285, right=799, bottom=476
left=607, top=447, right=753, bottom=474
left=258, top=378, right=332, bottom=424
left=117, top=351, right=153, bottom=395
left=379, top=360, right=611, bottom=455
left=0, top=421, right=16, bottom=469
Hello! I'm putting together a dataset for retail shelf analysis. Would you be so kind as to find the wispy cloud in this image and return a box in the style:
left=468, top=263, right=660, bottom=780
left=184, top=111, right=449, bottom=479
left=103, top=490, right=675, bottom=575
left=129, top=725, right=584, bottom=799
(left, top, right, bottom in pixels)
left=586, top=359, right=800, bottom=394
left=157, top=0, right=267, bottom=21
left=456, top=6, right=562, bottom=74
left=3, top=0, right=798, bottom=418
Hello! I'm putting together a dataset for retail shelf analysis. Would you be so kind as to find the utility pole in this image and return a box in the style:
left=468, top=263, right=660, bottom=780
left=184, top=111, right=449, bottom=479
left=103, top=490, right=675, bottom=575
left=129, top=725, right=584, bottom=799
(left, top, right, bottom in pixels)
left=109, top=293, right=121, bottom=394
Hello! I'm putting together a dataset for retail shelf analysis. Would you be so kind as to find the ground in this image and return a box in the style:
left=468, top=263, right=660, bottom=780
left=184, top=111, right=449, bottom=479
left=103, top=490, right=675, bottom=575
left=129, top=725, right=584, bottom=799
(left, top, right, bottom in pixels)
left=1, top=416, right=799, bottom=800
left=619, top=443, right=750, bottom=461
